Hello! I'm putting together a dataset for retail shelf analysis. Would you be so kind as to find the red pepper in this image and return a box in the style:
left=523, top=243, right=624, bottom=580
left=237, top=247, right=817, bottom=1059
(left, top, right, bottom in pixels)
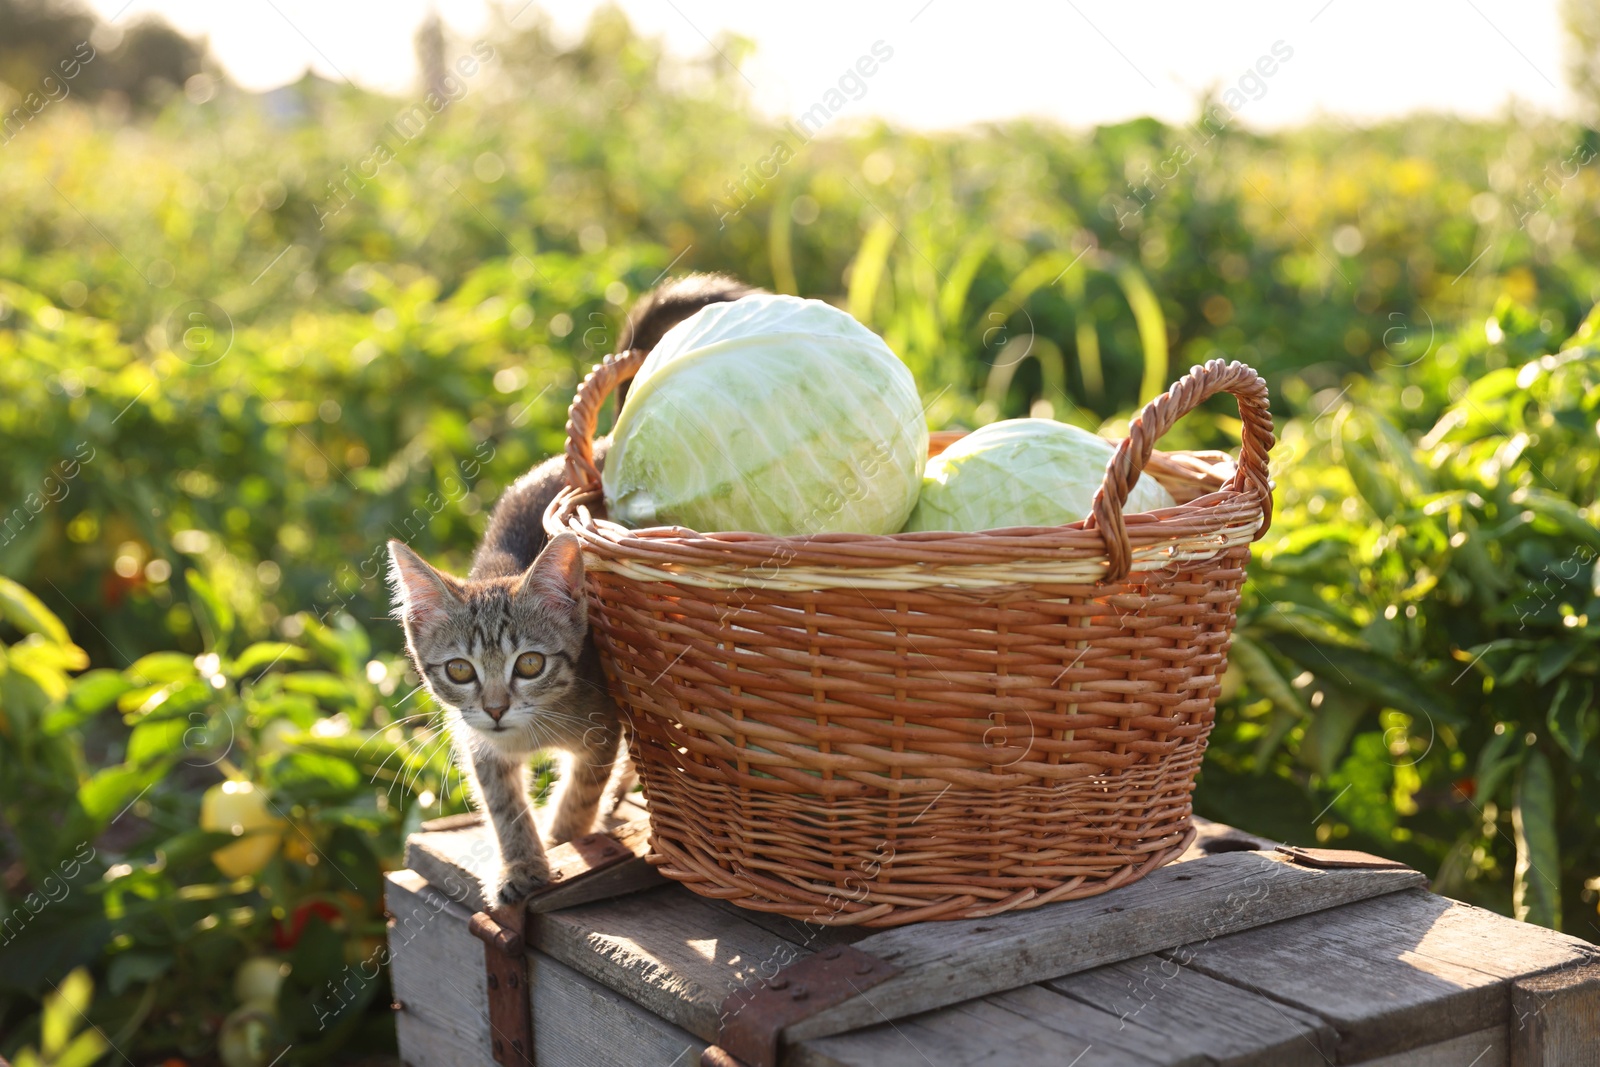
left=271, top=899, right=342, bottom=949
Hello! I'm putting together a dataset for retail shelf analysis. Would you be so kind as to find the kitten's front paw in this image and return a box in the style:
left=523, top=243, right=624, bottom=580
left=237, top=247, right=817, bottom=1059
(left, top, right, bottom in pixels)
left=543, top=817, right=591, bottom=848
left=495, top=857, right=550, bottom=906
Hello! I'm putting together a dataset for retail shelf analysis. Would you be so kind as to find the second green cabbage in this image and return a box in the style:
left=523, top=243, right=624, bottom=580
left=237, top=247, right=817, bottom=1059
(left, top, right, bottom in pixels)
left=902, top=417, right=1176, bottom=532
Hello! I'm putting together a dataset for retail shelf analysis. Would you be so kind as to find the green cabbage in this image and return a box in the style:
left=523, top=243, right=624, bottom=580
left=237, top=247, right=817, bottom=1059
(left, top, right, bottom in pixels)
left=604, top=295, right=928, bottom=535
left=902, top=417, right=1175, bottom=532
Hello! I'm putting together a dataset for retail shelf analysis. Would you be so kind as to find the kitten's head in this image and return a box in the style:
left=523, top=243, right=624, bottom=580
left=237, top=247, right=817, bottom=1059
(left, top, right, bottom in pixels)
left=386, top=534, right=589, bottom=754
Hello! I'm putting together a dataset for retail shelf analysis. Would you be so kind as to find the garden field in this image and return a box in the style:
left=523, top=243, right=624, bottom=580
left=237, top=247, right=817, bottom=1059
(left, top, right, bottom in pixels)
left=2, top=7, right=1599, bottom=1063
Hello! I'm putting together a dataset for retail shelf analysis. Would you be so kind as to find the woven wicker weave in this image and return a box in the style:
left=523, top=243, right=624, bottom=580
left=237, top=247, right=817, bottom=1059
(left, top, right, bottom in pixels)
left=546, top=354, right=1274, bottom=926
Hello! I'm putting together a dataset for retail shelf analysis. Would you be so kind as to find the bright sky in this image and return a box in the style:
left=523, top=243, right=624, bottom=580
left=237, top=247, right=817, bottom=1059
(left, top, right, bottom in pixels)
left=87, top=0, right=1576, bottom=129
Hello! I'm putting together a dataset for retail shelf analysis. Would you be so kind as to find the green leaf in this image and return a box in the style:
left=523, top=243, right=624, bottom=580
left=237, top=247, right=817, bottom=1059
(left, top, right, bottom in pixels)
left=41, top=966, right=93, bottom=1055
left=1342, top=439, right=1397, bottom=518
left=847, top=217, right=896, bottom=324
left=1516, top=488, right=1600, bottom=550
left=127, top=717, right=190, bottom=766
left=1111, top=259, right=1169, bottom=404
left=1364, top=412, right=1433, bottom=495
left=1272, top=635, right=1459, bottom=726
left=1548, top=680, right=1597, bottom=761
left=1324, top=731, right=1399, bottom=839
left=281, top=672, right=359, bottom=704
left=78, top=761, right=167, bottom=823
left=1245, top=601, right=1367, bottom=649
left=44, top=670, right=134, bottom=736
left=1499, top=653, right=1540, bottom=688
left=939, top=235, right=991, bottom=327
left=1534, top=641, right=1584, bottom=685
left=126, top=652, right=197, bottom=685
left=51, top=1029, right=109, bottom=1067
left=1300, top=687, right=1372, bottom=779
left=121, top=679, right=213, bottom=723
left=105, top=950, right=173, bottom=995
left=1253, top=704, right=1302, bottom=768
left=1512, top=750, right=1561, bottom=928
left=232, top=641, right=309, bottom=676
left=185, top=569, right=235, bottom=654
left=1228, top=633, right=1305, bottom=767
left=298, top=614, right=371, bottom=675
left=1230, top=635, right=1310, bottom=719
left=1259, top=537, right=1348, bottom=576
left=0, top=575, right=70, bottom=645
left=1474, top=729, right=1523, bottom=807
left=0, top=913, right=112, bottom=999
left=1563, top=303, right=1600, bottom=347
left=267, top=751, right=363, bottom=801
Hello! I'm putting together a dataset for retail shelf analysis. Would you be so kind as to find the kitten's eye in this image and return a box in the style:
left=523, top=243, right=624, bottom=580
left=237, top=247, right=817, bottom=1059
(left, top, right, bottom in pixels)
left=444, top=659, right=476, bottom=684
left=513, top=652, right=545, bottom=679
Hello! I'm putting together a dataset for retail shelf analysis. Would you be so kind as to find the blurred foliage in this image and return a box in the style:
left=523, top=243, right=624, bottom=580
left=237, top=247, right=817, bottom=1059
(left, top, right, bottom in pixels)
left=1566, top=0, right=1600, bottom=125
left=1, top=4, right=1599, bottom=1062
left=1204, top=301, right=1600, bottom=935
left=0, top=0, right=211, bottom=112
left=0, top=570, right=497, bottom=1061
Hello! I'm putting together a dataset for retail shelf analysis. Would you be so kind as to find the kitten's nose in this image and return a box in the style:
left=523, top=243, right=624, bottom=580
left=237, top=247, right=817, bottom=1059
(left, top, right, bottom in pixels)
left=483, top=703, right=509, bottom=722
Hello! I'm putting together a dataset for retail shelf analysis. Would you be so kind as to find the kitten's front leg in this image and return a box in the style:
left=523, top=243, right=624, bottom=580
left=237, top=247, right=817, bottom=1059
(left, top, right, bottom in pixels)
left=546, top=711, right=622, bottom=845
left=471, top=746, right=549, bottom=906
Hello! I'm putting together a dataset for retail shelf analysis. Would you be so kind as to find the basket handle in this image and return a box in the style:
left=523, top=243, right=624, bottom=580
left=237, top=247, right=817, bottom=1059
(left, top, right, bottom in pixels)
left=1089, top=358, right=1275, bottom=582
left=564, top=348, right=651, bottom=492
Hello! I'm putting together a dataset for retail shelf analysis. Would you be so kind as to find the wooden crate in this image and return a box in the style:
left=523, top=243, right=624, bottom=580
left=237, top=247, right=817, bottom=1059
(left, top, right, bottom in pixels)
left=386, top=810, right=1600, bottom=1067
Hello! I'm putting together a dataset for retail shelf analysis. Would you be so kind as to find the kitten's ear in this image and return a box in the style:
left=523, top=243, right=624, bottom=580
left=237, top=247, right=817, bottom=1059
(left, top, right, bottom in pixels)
left=387, top=540, right=461, bottom=629
left=518, top=533, right=585, bottom=621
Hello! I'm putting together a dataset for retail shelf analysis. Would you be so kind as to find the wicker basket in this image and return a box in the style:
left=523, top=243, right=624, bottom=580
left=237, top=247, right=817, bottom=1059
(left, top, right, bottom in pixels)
left=546, top=355, right=1274, bottom=927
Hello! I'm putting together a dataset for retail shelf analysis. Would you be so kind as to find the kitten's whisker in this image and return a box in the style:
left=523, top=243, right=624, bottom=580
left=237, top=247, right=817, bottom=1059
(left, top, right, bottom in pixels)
left=367, top=717, right=444, bottom=785
left=367, top=740, right=414, bottom=786
left=400, top=733, right=451, bottom=797
left=380, top=730, right=438, bottom=797
left=353, top=712, right=434, bottom=759
left=392, top=682, right=430, bottom=708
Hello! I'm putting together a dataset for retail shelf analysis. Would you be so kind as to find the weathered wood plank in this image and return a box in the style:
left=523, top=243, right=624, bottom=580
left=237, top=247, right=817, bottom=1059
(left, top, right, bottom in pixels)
left=531, top=883, right=809, bottom=1043
left=388, top=869, right=708, bottom=1067
left=1170, top=888, right=1597, bottom=1063
left=1350, top=1026, right=1506, bottom=1066
left=791, top=959, right=1336, bottom=1067
left=404, top=817, right=663, bottom=913
left=1510, top=961, right=1600, bottom=1067
left=1180, top=815, right=1279, bottom=860
left=1044, top=954, right=1335, bottom=1066
left=784, top=849, right=1426, bottom=1041
left=701, top=898, right=872, bottom=952
left=980, top=985, right=1205, bottom=1064
left=385, top=869, right=494, bottom=1065
left=397, top=1009, right=496, bottom=1067
left=531, top=949, right=706, bottom=1067
left=789, top=994, right=1121, bottom=1067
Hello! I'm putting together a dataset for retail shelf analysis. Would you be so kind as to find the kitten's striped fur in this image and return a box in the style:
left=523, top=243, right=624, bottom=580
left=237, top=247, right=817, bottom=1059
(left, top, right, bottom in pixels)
left=387, top=274, right=759, bottom=905
left=387, top=534, right=621, bottom=903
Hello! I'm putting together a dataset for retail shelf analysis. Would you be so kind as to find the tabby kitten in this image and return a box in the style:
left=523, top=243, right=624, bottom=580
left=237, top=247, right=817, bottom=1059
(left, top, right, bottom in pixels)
left=388, top=273, right=759, bottom=905
left=388, top=534, right=622, bottom=903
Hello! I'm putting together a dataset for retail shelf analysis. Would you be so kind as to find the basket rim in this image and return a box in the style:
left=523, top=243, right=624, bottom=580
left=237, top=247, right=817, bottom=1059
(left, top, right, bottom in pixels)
left=545, top=472, right=1264, bottom=585
left=550, top=354, right=1276, bottom=583
left=551, top=475, right=1254, bottom=546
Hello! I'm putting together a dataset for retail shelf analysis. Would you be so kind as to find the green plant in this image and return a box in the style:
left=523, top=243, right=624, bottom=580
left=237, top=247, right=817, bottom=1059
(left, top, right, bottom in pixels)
left=1203, top=299, right=1600, bottom=933
left=3, top=4, right=1600, bottom=1058
left=0, top=569, right=493, bottom=1059
left=9, top=969, right=108, bottom=1067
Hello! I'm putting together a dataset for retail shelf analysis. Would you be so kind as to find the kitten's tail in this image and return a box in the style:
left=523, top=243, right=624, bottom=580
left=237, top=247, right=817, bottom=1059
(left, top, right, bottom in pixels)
left=615, top=273, right=763, bottom=408
left=620, top=272, right=763, bottom=354
left=470, top=273, right=760, bottom=580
